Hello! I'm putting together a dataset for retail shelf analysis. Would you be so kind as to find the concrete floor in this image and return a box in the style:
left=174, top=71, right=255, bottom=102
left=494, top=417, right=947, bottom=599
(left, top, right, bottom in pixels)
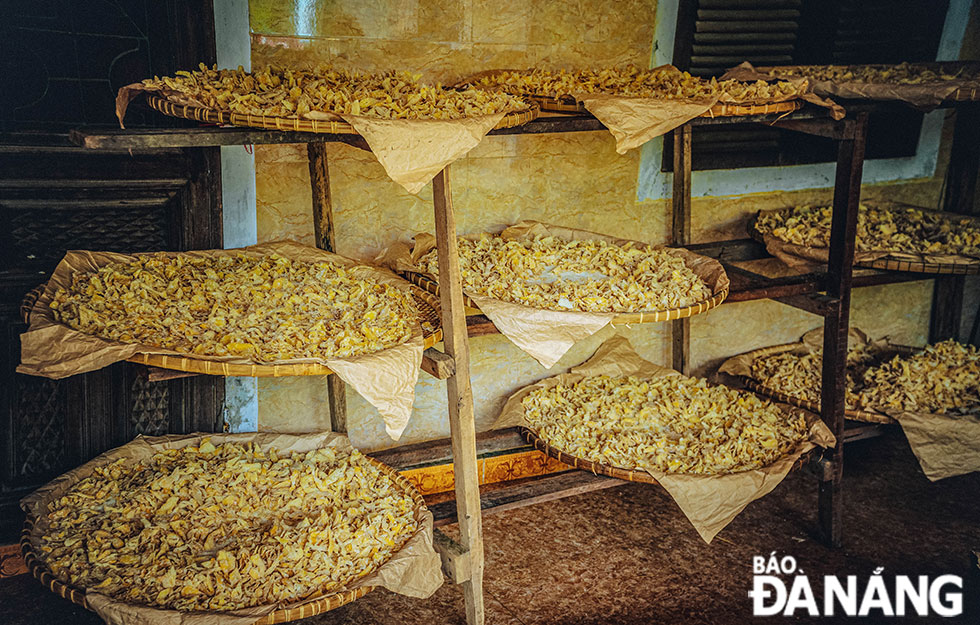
left=2, top=427, right=978, bottom=624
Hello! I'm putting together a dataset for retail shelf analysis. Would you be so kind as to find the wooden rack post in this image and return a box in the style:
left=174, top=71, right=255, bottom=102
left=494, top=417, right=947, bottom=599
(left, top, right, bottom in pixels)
left=671, top=125, right=693, bottom=374
left=307, top=143, right=348, bottom=432
left=432, top=166, right=485, bottom=625
left=818, top=113, right=868, bottom=547
left=669, top=112, right=870, bottom=547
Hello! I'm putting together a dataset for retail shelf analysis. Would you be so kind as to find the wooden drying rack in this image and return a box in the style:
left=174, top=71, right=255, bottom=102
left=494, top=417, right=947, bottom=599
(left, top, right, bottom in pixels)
left=71, top=103, right=955, bottom=623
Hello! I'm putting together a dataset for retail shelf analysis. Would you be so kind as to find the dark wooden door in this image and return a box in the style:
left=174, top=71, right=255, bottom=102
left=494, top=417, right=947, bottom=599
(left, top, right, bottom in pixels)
left=0, top=1, right=224, bottom=541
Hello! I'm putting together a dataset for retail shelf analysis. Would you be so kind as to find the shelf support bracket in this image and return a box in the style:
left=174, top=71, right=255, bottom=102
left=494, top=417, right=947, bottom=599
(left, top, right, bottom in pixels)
left=432, top=166, right=485, bottom=625
left=433, top=529, right=472, bottom=584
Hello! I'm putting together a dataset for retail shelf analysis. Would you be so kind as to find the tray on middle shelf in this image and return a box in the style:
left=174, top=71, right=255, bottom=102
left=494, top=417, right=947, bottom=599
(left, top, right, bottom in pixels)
left=21, top=241, right=442, bottom=378
left=21, top=282, right=442, bottom=378
left=403, top=271, right=727, bottom=324
left=749, top=202, right=980, bottom=275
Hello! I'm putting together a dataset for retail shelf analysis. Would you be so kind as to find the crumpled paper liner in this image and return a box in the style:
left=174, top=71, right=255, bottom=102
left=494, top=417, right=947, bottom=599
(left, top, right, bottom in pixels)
left=18, top=241, right=422, bottom=440
left=379, top=220, right=729, bottom=368
left=116, top=83, right=511, bottom=195
left=720, top=328, right=980, bottom=481
left=892, top=411, right=980, bottom=481
left=723, top=61, right=980, bottom=111
left=576, top=92, right=719, bottom=153
left=751, top=203, right=980, bottom=271
left=21, top=432, right=444, bottom=625
left=494, top=335, right=835, bottom=543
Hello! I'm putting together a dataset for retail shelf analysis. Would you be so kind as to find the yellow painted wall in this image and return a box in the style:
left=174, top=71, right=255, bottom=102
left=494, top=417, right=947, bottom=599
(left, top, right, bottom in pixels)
left=249, top=0, right=943, bottom=451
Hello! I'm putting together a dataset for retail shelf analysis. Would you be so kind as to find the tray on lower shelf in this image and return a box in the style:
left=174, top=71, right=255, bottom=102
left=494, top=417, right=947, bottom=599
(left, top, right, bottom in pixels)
left=21, top=284, right=444, bottom=378
left=403, top=271, right=729, bottom=324
left=19, top=519, right=373, bottom=623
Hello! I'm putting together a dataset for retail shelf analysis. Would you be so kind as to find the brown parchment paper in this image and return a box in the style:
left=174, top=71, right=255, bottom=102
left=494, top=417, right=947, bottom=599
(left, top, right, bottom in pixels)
left=892, top=411, right=980, bottom=481
left=575, top=93, right=719, bottom=153
left=18, top=241, right=423, bottom=440
left=723, top=62, right=980, bottom=111
left=720, top=328, right=980, bottom=480
left=116, top=84, right=514, bottom=195
left=751, top=203, right=980, bottom=271
left=495, top=335, right=835, bottom=543
left=21, top=431, right=443, bottom=625
left=379, top=220, right=730, bottom=368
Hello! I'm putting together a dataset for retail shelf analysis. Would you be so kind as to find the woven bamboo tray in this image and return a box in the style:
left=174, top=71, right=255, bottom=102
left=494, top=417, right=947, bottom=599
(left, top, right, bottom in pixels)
left=146, top=94, right=539, bottom=133
left=525, top=94, right=800, bottom=117
left=518, top=426, right=816, bottom=484
left=20, top=453, right=424, bottom=623
left=403, top=271, right=728, bottom=324
left=749, top=207, right=980, bottom=276
left=756, top=63, right=980, bottom=103
left=734, top=342, right=921, bottom=425
left=21, top=285, right=443, bottom=377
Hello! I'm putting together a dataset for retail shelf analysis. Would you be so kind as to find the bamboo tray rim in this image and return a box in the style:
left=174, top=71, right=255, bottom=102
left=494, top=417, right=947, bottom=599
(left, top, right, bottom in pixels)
left=20, top=451, right=426, bottom=622
left=145, top=94, right=539, bottom=134
left=518, top=426, right=816, bottom=484
left=403, top=271, right=728, bottom=324
left=733, top=341, right=920, bottom=425
left=749, top=205, right=980, bottom=276
left=525, top=93, right=801, bottom=117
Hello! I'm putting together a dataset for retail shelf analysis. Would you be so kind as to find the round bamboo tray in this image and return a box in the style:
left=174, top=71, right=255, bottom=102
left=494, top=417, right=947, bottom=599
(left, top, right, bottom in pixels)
left=518, top=426, right=817, bottom=483
left=20, top=453, right=425, bottom=622
left=21, top=284, right=443, bottom=377
left=145, top=94, right=539, bottom=133
left=403, top=271, right=728, bottom=324
left=527, top=94, right=801, bottom=117
left=749, top=208, right=980, bottom=276
left=734, top=342, right=911, bottom=425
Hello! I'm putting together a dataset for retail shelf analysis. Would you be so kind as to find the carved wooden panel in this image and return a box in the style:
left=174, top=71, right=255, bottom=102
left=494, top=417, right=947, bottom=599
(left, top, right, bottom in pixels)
left=0, top=1, right=221, bottom=543
left=130, top=377, right=171, bottom=437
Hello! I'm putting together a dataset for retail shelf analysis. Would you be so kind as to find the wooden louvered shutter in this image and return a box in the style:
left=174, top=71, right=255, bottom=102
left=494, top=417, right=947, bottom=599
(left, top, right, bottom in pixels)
left=667, top=0, right=950, bottom=172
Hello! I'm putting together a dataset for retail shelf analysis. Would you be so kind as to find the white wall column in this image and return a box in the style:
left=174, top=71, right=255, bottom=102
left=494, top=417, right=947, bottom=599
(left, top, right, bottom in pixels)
left=214, top=0, right=259, bottom=433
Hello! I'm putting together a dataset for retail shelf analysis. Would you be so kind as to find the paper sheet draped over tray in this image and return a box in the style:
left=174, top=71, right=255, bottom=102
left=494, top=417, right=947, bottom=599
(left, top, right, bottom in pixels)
left=495, top=335, right=835, bottom=543
left=21, top=431, right=443, bottom=625
left=116, top=83, right=514, bottom=195
left=379, top=220, right=729, bottom=369
left=720, top=327, right=980, bottom=481
left=18, top=241, right=423, bottom=440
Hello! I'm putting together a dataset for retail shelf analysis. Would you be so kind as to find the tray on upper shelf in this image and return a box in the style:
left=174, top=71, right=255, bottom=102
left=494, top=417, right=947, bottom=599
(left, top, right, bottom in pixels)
left=749, top=204, right=980, bottom=276
left=753, top=62, right=980, bottom=105
left=20, top=283, right=443, bottom=378
left=145, top=94, right=539, bottom=135
left=402, top=271, right=728, bottom=324
left=524, top=94, right=801, bottom=117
